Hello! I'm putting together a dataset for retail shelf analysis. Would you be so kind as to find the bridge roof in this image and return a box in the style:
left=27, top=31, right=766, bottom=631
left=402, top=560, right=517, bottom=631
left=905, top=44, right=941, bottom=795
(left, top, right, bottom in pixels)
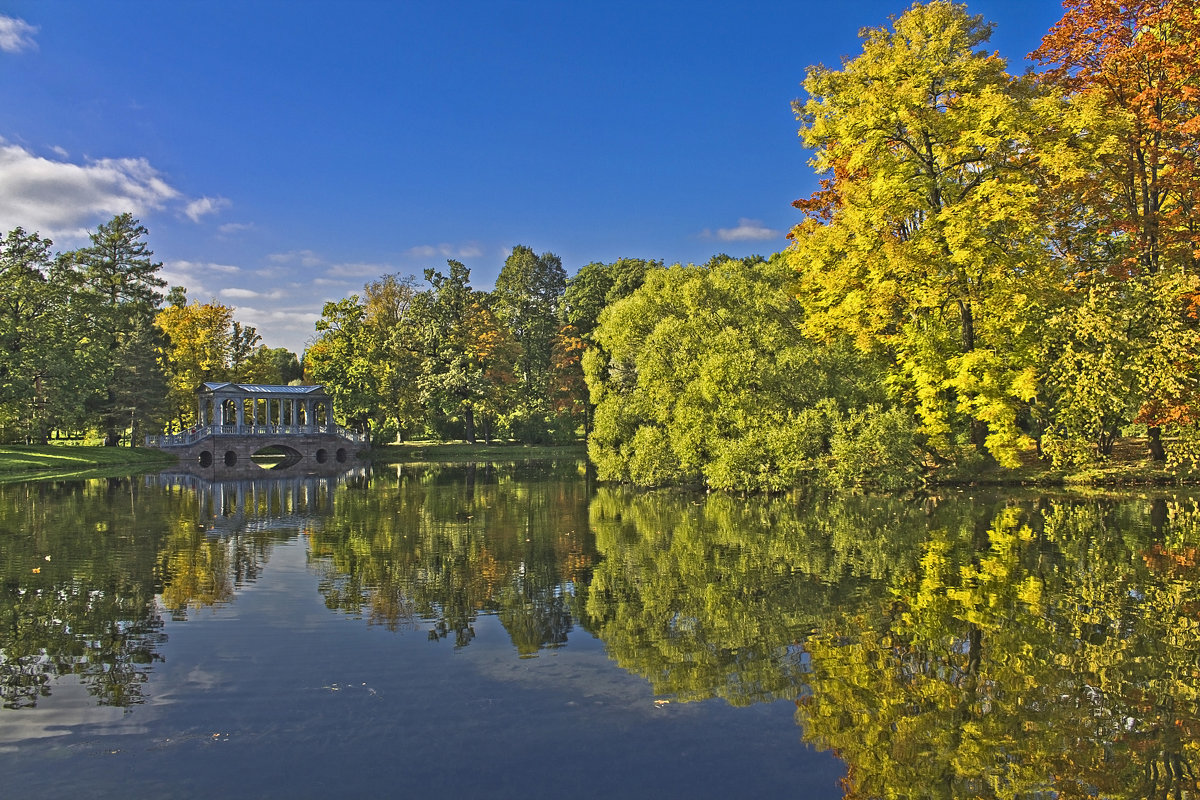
left=200, top=382, right=329, bottom=397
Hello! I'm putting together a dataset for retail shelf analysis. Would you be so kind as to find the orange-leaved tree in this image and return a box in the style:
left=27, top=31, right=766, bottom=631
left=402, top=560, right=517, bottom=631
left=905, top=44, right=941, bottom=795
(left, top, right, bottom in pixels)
left=1032, top=0, right=1200, bottom=460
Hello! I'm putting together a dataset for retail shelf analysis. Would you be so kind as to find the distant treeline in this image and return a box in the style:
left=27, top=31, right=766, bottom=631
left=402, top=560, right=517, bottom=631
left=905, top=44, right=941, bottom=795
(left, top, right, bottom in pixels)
left=0, top=214, right=299, bottom=445
left=304, top=247, right=657, bottom=446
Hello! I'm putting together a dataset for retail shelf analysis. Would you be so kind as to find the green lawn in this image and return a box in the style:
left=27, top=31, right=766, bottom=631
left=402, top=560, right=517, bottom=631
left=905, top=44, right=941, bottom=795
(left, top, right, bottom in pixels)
left=0, top=444, right=178, bottom=480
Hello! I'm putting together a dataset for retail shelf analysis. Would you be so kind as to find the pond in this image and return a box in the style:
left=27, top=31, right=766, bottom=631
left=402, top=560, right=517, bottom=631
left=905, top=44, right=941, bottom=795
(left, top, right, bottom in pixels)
left=2, top=461, right=1199, bottom=798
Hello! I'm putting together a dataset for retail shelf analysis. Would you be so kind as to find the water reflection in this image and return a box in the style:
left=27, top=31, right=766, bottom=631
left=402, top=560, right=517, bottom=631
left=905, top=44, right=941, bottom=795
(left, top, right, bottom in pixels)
left=153, top=468, right=358, bottom=615
left=0, top=478, right=169, bottom=709
left=584, top=487, right=1200, bottom=797
left=5, top=464, right=1200, bottom=797
left=793, top=495, right=1200, bottom=798
left=306, top=462, right=593, bottom=653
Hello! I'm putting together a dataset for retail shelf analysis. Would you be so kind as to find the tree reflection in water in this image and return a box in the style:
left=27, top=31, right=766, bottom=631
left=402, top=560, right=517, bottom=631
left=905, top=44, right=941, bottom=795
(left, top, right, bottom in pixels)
left=795, top=496, right=1200, bottom=798
left=6, top=463, right=1200, bottom=798
left=582, top=487, right=1200, bottom=797
left=0, top=478, right=168, bottom=709
left=0, top=471, right=343, bottom=709
left=306, top=462, right=593, bottom=654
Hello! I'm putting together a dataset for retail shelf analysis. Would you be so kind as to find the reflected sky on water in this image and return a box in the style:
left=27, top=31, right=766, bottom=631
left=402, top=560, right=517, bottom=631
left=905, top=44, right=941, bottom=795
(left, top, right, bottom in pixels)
left=3, top=462, right=1200, bottom=798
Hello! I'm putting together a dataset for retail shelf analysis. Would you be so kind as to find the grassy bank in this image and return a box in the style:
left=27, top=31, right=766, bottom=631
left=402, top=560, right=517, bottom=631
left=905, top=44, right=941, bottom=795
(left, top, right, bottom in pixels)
left=370, top=441, right=586, bottom=464
left=929, top=438, right=1200, bottom=488
left=369, top=437, right=1199, bottom=489
left=0, top=444, right=178, bottom=481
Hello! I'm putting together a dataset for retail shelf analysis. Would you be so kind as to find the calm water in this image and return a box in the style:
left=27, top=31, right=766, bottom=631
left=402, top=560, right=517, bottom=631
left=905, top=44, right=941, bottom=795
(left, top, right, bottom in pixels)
left=2, top=462, right=1200, bottom=798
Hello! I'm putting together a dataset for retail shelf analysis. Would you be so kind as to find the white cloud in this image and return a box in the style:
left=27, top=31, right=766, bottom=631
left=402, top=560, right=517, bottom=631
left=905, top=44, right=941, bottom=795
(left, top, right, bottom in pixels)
left=183, top=195, right=231, bottom=222
left=218, top=221, right=255, bottom=235
left=0, top=140, right=181, bottom=242
left=0, top=15, right=37, bottom=53
left=703, top=218, right=781, bottom=242
left=166, top=259, right=240, bottom=276
left=232, top=304, right=324, bottom=353
left=160, top=260, right=243, bottom=301
left=405, top=242, right=484, bottom=260
left=326, top=261, right=395, bottom=279
left=263, top=250, right=398, bottom=281
left=219, top=287, right=286, bottom=301
left=267, top=249, right=324, bottom=268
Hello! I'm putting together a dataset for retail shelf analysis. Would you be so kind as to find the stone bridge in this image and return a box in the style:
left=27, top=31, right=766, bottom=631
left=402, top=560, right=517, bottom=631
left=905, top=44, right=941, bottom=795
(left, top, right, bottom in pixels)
left=146, top=382, right=367, bottom=472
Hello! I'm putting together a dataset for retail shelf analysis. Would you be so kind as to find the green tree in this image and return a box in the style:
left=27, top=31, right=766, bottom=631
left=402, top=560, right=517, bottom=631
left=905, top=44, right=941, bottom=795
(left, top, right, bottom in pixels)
left=413, top=261, right=517, bottom=443
left=306, top=296, right=378, bottom=436
left=0, top=228, right=88, bottom=443
left=361, top=273, right=423, bottom=439
left=1032, top=0, right=1200, bottom=461
left=155, top=300, right=236, bottom=429
left=558, top=258, right=658, bottom=436
left=492, top=245, right=567, bottom=442
left=72, top=214, right=169, bottom=446
left=227, top=321, right=262, bottom=380
left=562, top=257, right=657, bottom=338
left=791, top=0, right=1054, bottom=466
left=268, top=347, right=304, bottom=384
left=307, top=273, right=427, bottom=442
left=585, top=254, right=897, bottom=491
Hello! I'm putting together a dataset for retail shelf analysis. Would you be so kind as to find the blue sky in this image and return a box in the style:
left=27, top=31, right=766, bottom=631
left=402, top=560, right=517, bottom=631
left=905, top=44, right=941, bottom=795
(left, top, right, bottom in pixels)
left=0, top=1, right=1066, bottom=354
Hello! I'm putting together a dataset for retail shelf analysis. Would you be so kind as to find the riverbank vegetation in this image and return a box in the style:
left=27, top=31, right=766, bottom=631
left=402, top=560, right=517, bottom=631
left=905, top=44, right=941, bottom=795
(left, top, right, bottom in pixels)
left=0, top=444, right=176, bottom=481
left=371, top=441, right=586, bottom=465
left=1, top=0, right=1196, bottom=492
left=587, top=0, right=1200, bottom=490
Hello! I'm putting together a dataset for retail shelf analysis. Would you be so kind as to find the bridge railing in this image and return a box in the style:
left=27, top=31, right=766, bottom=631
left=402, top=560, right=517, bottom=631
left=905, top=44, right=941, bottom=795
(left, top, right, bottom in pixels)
left=146, top=424, right=368, bottom=448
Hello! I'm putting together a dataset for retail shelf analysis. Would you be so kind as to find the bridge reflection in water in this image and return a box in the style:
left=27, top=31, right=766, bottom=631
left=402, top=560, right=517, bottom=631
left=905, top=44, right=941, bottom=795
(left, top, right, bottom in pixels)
left=152, top=463, right=366, bottom=537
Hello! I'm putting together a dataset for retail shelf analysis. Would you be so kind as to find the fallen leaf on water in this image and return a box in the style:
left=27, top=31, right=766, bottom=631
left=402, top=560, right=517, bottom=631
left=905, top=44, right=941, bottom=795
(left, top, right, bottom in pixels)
left=31, top=567, right=40, bottom=574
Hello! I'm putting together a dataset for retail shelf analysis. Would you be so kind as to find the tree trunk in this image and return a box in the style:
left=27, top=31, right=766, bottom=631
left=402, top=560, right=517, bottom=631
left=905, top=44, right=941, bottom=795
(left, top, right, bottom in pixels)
left=958, top=298, right=989, bottom=451
left=464, top=405, right=476, bottom=444
left=1148, top=425, right=1166, bottom=461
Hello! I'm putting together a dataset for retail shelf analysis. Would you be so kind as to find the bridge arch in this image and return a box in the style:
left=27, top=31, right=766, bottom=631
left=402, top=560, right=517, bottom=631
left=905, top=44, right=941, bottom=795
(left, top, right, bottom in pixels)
left=146, top=382, right=366, bottom=472
left=251, top=444, right=304, bottom=470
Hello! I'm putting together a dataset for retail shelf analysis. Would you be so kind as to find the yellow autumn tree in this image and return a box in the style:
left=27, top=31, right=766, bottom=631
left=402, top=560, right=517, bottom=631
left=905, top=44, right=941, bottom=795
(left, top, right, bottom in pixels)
left=155, top=300, right=235, bottom=429
left=790, top=1, right=1058, bottom=466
